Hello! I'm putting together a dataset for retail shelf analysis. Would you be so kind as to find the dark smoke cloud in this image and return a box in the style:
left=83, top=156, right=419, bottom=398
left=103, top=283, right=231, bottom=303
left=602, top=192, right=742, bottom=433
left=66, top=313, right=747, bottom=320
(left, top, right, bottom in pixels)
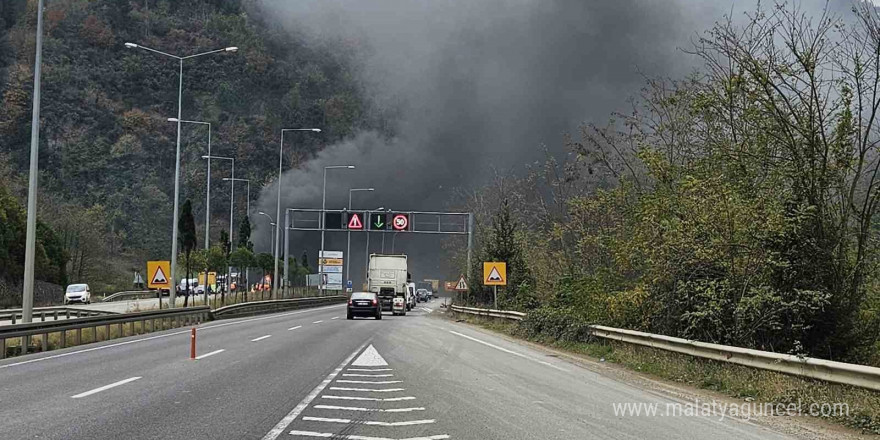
left=252, top=0, right=848, bottom=285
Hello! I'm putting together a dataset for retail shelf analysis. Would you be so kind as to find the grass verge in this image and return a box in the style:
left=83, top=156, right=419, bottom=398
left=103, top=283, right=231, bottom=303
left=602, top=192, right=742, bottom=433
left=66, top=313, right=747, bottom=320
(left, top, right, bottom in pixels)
left=451, top=313, right=880, bottom=435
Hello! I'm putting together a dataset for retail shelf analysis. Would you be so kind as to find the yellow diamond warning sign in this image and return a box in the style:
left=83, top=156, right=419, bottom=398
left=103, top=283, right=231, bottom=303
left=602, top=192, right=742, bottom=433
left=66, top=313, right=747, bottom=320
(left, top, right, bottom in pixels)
left=147, top=261, right=171, bottom=289
left=483, top=262, right=506, bottom=286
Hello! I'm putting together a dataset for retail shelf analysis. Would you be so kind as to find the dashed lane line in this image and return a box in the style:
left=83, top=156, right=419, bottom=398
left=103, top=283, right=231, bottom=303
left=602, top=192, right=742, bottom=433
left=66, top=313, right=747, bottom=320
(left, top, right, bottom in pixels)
left=194, top=349, right=225, bottom=360
left=313, top=320, right=324, bottom=324
left=331, top=317, right=340, bottom=320
left=346, top=368, right=392, bottom=372
left=301, top=417, right=436, bottom=427
left=71, top=377, right=141, bottom=399
left=251, top=335, right=272, bottom=342
left=260, top=342, right=368, bottom=440
left=0, top=303, right=345, bottom=370
left=288, top=326, right=303, bottom=331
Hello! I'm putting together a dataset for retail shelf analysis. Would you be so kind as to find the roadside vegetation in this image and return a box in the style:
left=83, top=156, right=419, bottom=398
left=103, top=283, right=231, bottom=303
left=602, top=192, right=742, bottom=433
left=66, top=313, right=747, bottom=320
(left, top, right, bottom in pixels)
left=456, top=2, right=880, bottom=367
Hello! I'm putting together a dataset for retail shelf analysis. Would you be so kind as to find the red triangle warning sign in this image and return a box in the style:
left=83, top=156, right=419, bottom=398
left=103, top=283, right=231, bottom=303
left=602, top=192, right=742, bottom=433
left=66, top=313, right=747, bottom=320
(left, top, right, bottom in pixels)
left=348, top=213, right=363, bottom=229
left=151, top=266, right=168, bottom=285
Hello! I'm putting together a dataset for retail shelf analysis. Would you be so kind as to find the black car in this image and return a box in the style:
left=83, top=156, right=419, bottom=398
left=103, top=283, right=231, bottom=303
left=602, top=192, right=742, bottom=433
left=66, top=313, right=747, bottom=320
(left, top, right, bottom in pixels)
left=347, top=291, right=382, bottom=320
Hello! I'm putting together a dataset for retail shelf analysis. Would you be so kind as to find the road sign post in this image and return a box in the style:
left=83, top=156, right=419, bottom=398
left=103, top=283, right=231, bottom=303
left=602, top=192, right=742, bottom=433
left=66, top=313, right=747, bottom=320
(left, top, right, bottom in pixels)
left=483, top=262, right=506, bottom=309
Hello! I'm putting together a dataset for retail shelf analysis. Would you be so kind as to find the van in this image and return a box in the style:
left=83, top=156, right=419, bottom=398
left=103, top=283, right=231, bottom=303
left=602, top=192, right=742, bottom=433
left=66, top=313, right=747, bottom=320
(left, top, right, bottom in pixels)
left=64, top=284, right=91, bottom=304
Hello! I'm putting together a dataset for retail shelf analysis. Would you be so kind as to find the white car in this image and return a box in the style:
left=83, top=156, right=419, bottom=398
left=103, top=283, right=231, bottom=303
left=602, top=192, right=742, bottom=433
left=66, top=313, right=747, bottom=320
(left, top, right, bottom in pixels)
left=64, top=284, right=91, bottom=304
left=177, top=278, right=205, bottom=295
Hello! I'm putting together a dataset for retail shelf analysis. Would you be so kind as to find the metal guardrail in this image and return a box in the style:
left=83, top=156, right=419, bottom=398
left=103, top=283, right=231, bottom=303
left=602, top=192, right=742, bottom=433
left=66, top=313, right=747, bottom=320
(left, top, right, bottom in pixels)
left=102, top=290, right=155, bottom=302
left=450, top=305, right=880, bottom=392
left=0, top=306, right=210, bottom=360
left=211, top=296, right=348, bottom=320
left=450, top=305, right=526, bottom=321
left=0, top=306, right=116, bottom=324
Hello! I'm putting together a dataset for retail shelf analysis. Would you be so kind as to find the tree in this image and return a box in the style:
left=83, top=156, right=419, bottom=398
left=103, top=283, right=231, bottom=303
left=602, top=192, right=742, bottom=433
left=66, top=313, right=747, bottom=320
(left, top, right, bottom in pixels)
left=178, top=199, right=197, bottom=307
left=205, top=245, right=227, bottom=303
left=229, top=247, right=254, bottom=297
left=256, top=253, right=275, bottom=298
left=301, top=250, right=311, bottom=273
left=483, top=198, right=534, bottom=310
left=238, top=215, right=253, bottom=251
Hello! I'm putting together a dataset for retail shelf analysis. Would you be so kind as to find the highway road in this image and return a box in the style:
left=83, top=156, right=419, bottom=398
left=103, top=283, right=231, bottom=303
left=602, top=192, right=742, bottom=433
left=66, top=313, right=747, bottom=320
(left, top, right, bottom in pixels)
left=0, top=298, right=813, bottom=439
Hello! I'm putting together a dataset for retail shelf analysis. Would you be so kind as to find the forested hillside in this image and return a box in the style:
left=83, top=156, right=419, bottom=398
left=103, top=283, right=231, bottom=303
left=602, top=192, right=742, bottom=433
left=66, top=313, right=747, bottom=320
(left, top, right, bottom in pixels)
left=460, top=3, right=880, bottom=366
left=0, top=0, right=380, bottom=292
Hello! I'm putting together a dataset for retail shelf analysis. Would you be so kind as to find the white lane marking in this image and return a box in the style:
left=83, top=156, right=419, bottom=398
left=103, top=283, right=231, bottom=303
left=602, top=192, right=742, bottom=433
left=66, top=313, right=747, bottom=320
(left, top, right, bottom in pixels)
left=331, top=317, right=339, bottom=320
left=321, top=396, right=415, bottom=402
left=351, top=344, right=387, bottom=366
left=194, top=349, right=225, bottom=360
left=329, top=387, right=405, bottom=393
left=71, top=377, right=141, bottom=399
left=336, top=380, right=402, bottom=384
left=0, top=303, right=345, bottom=370
left=251, top=335, right=272, bottom=342
left=261, top=342, right=368, bottom=440
left=312, top=320, right=324, bottom=324
left=289, top=431, right=449, bottom=440
left=301, top=417, right=435, bottom=426
left=419, top=308, right=432, bottom=313
left=342, top=374, right=394, bottom=377
left=449, top=330, right=567, bottom=372
left=346, top=368, right=392, bottom=372
left=313, top=405, right=425, bottom=412
left=288, top=326, right=303, bottom=331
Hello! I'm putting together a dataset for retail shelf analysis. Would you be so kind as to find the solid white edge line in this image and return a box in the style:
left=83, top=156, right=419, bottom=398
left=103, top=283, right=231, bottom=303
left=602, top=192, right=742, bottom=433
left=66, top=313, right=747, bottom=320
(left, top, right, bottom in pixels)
left=288, top=326, right=303, bottom=331
left=251, top=335, right=272, bottom=342
left=0, top=303, right=345, bottom=370
left=449, top=330, right=567, bottom=372
left=71, top=376, right=141, bottom=399
left=194, top=349, right=225, bottom=360
left=260, top=341, right=368, bottom=440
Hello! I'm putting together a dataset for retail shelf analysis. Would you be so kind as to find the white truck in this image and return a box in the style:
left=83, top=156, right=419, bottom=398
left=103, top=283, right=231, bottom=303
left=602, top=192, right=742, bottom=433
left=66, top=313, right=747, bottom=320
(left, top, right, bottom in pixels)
left=367, top=254, right=409, bottom=312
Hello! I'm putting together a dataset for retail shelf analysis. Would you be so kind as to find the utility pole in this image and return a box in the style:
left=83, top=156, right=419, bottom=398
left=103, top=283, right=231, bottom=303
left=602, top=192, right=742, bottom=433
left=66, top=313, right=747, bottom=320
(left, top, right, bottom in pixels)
left=21, top=0, right=45, bottom=340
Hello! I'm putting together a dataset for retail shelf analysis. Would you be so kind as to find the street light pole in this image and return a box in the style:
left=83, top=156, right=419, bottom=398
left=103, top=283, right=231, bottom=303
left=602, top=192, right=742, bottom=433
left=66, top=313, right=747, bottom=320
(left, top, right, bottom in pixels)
left=202, top=155, right=234, bottom=295
left=125, top=42, right=237, bottom=308
left=346, top=188, right=374, bottom=287
left=223, top=178, right=250, bottom=217
left=274, top=129, right=321, bottom=299
left=21, top=0, right=44, bottom=332
left=258, top=211, right=275, bottom=253
left=320, top=166, right=355, bottom=290
left=168, top=118, right=211, bottom=249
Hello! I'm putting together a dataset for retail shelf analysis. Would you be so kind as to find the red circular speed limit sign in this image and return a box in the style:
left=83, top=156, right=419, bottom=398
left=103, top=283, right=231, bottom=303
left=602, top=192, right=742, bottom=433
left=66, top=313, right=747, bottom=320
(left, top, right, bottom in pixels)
left=392, top=214, right=409, bottom=230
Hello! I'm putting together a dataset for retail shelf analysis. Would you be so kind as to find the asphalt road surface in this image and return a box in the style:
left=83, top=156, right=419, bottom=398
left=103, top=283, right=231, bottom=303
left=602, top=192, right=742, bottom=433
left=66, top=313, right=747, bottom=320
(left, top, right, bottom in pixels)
left=0, top=299, right=805, bottom=439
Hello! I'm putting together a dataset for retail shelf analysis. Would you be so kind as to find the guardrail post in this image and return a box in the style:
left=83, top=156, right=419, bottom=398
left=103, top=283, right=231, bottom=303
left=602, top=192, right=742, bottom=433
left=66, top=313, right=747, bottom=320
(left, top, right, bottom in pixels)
left=65, top=311, right=70, bottom=319
left=91, top=326, right=96, bottom=343
left=53, top=310, right=58, bottom=320
left=104, top=324, right=109, bottom=340
left=60, top=330, right=66, bottom=348
left=0, top=338, right=4, bottom=359
left=75, top=328, right=81, bottom=345
left=40, top=311, right=45, bottom=322
left=11, top=314, right=15, bottom=325
left=41, top=333, right=47, bottom=351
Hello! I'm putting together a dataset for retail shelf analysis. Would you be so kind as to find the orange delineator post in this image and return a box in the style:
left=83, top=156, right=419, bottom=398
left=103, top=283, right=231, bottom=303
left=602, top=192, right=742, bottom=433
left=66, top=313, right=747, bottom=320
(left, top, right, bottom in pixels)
left=190, top=327, right=196, bottom=359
